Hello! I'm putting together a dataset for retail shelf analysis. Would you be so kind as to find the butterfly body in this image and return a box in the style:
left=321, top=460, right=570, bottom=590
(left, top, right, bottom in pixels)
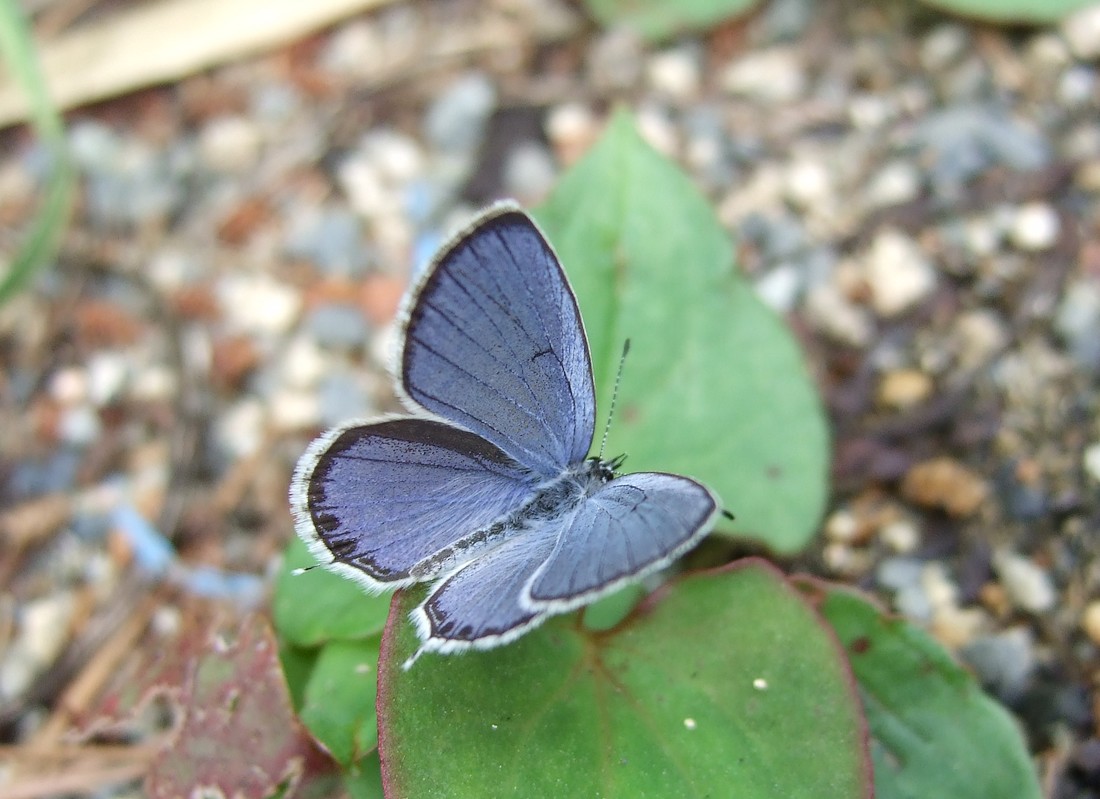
left=290, top=202, right=721, bottom=666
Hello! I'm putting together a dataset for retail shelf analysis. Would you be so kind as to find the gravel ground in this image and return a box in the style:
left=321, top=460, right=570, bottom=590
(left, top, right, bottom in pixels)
left=2, top=0, right=1100, bottom=795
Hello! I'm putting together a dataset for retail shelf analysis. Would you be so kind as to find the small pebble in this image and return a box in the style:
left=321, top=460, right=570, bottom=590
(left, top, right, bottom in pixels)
left=86, top=353, right=130, bottom=406
left=784, top=158, right=832, bottom=210
left=198, top=116, right=263, bottom=173
left=959, top=627, right=1036, bottom=701
left=422, top=72, right=497, bottom=155
left=280, top=336, right=328, bottom=390
left=647, top=47, right=701, bottom=99
left=0, top=593, right=75, bottom=701
left=217, top=275, right=301, bottom=336
left=360, top=128, right=424, bottom=184
left=901, top=457, right=989, bottom=517
left=824, top=508, right=860, bottom=543
left=270, top=389, right=320, bottom=432
left=877, top=557, right=924, bottom=592
left=877, top=369, right=933, bottom=409
left=587, top=28, right=644, bottom=92
left=931, top=606, right=988, bottom=649
left=1055, top=279, right=1100, bottom=371
left=215, top=399, right=266, bottom=460
left=49, top=367, right=89, bottom=405
left=880, top=518, right=919, bottom=553
left=952, top=309, right=1009, bottom=370
left=753, top=266, right=802, bottom=313
left=863, top=160, right=921, bottom=209
left=863, top=229, right=937, bottom=317
left=305, top=304, right=371, bottom=349
left=1062, top=4, right=1100, bottom=60
left=1009, top=203, right=1060, bottom=251
left=804, top=283, right=873, bottom=346
left=921, top=562, right=959, bottom=610
left=993, top=550, right=1056, bottom=613
left=502, top=141, right=558, bottom=203
left=1083, top=443, right=1100, bottom=483
left=721, top=48, right=805, bottom=103
left=59, top=405, right=102, bottom=447
left=1082, top=601, right=1100, bottom=645
left=920, top=24, right=969, bottom=72
left=545, top=102, right=599, bottom=166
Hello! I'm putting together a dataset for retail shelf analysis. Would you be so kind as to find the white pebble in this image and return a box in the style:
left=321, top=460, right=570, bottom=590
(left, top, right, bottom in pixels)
left=218, top=275, right=301, bottom=336
left=754, top=265, right=802, bottom=313
left=1062, top=4, right=1100, bottom=59
left=920, top=24, right=969, bottom=71
left=880, top=518, right=920, bottom=553
left=545, top=102, right=598, bottom=164
left=49, top=366, right=88, bottom=405
left=824, top=509, right=860, bottom=543
left=647, top=48, right=700, bottom=99
left=635, top=106, right=678, bottom=157
left=1084, top=442, right=1100, bottom=483
left=721, top=48, right=805, bottom=103
left=921, top=562, right=958, bottom=611
left=59, top=405, right=102, bottom=447
left=784, top=159, right=832, bottom=209
left=805, top=282, right=873, bottom=346
left=994, top=550, right=1056, bottom=613
left=503, top=141, right=557, bottom=203
left=0, top=593, right=75, bottom=701
left=281, top=336, right=328, bottom=390
left=952, top=309, right=1008, bottom=369
left=338, top=157, right=389, bottom=217
left=130, top=364, right=177, bottom=402
left=360, top=128, right=424, bottom=184
left=216, top=399, right=266, bottom=459
left=86, top=352, right=130, bottom=406
left=1009, top=203, right=1060, bottom=251
left=864, top=160, right=921, bottom=209
left=270, top=389, right=320, bottom=432
left=863, top=229, right=937, bottom=317
left=199, top=116, right=263, bottom=173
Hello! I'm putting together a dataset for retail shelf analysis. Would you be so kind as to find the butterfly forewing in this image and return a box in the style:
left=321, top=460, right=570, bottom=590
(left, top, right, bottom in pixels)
left=399, top=208, right=596, bottom=479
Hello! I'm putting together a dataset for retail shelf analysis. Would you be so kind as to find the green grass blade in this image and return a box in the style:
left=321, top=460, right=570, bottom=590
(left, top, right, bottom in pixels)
left=0, top=0, right=74, bottom=304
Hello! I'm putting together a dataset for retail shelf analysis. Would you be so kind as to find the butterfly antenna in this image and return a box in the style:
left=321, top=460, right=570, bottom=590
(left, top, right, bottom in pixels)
left=598, top=339, right=631, bottom=460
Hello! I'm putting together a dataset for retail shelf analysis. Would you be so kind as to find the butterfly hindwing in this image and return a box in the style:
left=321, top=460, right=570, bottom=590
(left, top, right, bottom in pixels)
left=291, top=417, right=541, bottom=592
left=525, top=473, right=719, bottom=610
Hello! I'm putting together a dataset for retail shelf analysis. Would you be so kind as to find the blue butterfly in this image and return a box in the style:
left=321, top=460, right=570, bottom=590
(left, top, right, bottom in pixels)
left=290, top=202, right=720, bottom=667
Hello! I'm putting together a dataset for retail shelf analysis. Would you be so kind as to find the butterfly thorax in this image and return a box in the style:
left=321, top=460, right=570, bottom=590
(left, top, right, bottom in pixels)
left=524, top=456, right=619, bottom=521
left=407, top=457, right=619, bottom=580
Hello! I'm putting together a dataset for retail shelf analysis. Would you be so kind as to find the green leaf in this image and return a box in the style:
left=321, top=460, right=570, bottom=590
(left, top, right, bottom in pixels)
left=583, top=0, right=762, bottom=41
left=535, top=110, right=828, bottom=553
left=917, top=0, right=1093, bottom=23
left=808, top=582, right=1041, bottom=799
left=0, top=0, right=75, bottom=305
left=344, top=752, right=384, bottom=799
left=378, top=562, right=871, bottom=798
left=278, top=643, right=318, bottom=711
left=273, top=536, right=392, bottom=647
left=300, top=638, right=381, bottom=767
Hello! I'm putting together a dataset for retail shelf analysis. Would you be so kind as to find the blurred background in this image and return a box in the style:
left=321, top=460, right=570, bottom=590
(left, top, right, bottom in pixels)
left=1, top=0, right=1100, bottom=796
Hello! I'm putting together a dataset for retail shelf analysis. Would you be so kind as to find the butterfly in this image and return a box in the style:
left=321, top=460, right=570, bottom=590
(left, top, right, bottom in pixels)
left=290, top=201, right=721, bottom=667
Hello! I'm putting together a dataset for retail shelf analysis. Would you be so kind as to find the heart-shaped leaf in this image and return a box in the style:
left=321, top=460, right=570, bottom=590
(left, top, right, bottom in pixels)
left=378, top=561, right=872, bottom=798
left=536, top=111, right=829, bottom=552
left=802, top=580, right=1042, bottom=799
